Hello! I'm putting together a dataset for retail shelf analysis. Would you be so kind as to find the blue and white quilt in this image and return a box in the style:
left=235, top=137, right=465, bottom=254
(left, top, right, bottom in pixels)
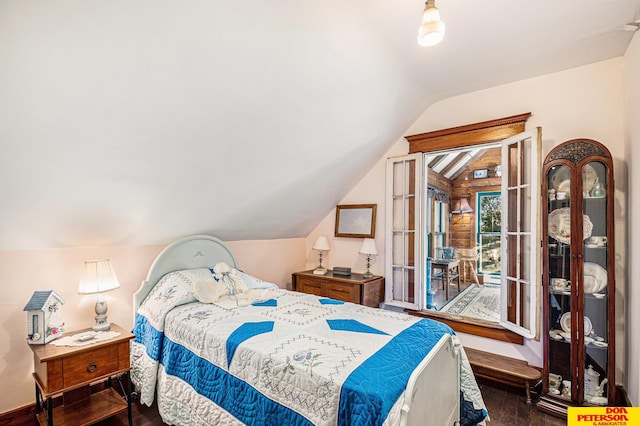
left=131, top=268, right=487, bottom=425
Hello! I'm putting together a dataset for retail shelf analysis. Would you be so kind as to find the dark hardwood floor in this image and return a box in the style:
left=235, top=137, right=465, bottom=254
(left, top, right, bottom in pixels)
left=478, top=379, right=566, bottom=426
left=86, top=380, right=566, bottom=426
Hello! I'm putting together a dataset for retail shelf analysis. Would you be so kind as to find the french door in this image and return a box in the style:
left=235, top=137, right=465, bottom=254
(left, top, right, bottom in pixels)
left=385, top=128, right=541, bottom=339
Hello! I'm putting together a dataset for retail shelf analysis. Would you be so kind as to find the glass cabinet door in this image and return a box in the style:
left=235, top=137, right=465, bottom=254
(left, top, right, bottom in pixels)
left=546, top=164, right=572, bottom=400
left=581, top=160, right=610, bottom=405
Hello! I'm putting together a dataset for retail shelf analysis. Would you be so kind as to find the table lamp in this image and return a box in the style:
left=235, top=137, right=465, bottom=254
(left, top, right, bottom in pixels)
left=78, top=259, right=120, bottom=331
left=359, top=238, right=378, bottom=278
left=312, top=236, right=330, bottom=275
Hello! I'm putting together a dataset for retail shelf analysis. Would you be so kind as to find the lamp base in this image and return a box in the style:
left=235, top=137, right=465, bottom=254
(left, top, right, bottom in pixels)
left=92, top=297, right=111, bottom=331
left=92, top=322, right=111, bottom=332
left=313, top=267, right=327, bottom=275
left=363, top=270, right=373, bottom=278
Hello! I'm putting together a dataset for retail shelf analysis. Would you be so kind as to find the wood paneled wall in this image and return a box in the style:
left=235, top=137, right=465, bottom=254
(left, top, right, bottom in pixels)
left=450, top=148, right=501, bottom=279
left=450, top=147, right=501, bottom=247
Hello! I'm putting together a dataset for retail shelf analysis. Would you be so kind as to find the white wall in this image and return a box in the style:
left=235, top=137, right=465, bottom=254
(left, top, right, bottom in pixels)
left=310, top=58, right=628, bottom=378
left=623, top=31, right=640, bottom=406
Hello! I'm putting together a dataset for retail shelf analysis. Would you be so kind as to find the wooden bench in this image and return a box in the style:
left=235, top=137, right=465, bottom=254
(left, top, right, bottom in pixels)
left=465, top=347, right=542, bottom=404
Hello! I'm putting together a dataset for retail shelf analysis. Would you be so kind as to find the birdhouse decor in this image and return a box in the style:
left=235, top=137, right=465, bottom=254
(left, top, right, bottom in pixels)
left=23, top=290, right=65, bottom=345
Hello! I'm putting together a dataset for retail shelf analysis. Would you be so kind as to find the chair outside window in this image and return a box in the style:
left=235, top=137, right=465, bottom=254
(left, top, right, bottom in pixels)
left=431, top=247, right=460, bottom=300
left=456, top=247, right=480, bottom=285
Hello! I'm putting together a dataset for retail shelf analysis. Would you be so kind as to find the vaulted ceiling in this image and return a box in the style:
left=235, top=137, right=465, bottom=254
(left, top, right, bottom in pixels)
left=1, top=1, right=639, bottom=250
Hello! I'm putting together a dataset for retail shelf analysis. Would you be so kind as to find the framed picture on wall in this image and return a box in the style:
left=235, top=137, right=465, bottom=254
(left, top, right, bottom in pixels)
left=473, top=169, right=489, bottom=179
left=335, top=204, right=377, bottom=238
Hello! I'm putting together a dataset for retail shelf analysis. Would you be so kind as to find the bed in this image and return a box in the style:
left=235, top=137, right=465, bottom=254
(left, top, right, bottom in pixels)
left=131, top=235, right=487, bottom=425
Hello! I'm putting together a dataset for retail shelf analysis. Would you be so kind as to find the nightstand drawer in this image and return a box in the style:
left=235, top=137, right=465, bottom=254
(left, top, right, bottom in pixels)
left=63, top=345, right=119, bottom=388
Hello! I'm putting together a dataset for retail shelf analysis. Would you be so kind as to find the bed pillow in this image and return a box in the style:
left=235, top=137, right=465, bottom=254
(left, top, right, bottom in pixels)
left=235, top=269, right=279, bottom=290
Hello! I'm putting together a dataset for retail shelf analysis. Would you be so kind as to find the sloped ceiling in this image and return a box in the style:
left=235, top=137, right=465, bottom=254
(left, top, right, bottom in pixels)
left=1, top=1, right=639, bottom=250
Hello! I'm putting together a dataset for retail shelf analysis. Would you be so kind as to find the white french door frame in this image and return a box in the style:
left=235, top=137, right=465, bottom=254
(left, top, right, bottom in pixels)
left=499, top=128, right=541, bottom=338
left=385, top=154, right=424, bottom=310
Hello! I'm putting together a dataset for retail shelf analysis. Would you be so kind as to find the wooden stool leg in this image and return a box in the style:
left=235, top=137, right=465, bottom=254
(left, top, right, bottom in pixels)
left=470, top=262, right=479, bottom=285
left=525, top=381, right=531, bottom=405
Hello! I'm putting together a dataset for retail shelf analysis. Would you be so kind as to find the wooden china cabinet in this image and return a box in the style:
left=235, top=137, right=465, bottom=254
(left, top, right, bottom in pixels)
left=537, top=139, right=615, bottom=418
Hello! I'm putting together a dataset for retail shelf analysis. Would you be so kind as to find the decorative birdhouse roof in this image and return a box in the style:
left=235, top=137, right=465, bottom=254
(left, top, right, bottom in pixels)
left=23, top=290, right=64, bottom=311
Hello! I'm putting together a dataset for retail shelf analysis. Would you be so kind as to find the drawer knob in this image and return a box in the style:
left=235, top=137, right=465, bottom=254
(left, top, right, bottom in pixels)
left=87, top=362, right=97, bottom=373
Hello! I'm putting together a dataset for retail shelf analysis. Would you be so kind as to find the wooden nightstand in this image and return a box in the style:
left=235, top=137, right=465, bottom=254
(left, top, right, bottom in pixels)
left=27, top=323, right=134, bottom=426
left=291, top=270, right=384, bottom=307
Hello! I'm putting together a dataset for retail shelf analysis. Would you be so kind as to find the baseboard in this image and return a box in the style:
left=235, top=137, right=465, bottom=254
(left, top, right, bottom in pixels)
left=0, top=403, right=36, bottom=426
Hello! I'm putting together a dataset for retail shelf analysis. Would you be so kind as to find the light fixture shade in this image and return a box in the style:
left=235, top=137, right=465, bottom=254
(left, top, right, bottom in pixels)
left=78, top=259, right=120, bottom=294
left=359, top=238, right=378, bottom=255
left=417, top=0, right=445, bottom=47
left=452, top=197, right=473, bottom=214
left=313, top=236, right=330, bottom=251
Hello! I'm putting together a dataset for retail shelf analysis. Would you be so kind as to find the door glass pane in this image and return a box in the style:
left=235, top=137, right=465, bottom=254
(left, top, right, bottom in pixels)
left=392, top=232, right=405, bottom=265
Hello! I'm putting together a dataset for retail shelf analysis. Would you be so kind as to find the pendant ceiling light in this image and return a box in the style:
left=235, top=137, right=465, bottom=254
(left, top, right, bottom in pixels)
left=417, top=0, right=445, bottom=47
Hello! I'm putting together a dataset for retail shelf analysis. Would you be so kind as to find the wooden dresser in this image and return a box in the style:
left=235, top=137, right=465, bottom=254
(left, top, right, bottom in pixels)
left=291, top=270, right=384, bottom=307
left=28, top=323, right=134, bottom=426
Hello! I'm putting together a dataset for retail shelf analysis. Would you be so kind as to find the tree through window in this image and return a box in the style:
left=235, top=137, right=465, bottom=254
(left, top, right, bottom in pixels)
left=477, top=191, right=501, bottom=276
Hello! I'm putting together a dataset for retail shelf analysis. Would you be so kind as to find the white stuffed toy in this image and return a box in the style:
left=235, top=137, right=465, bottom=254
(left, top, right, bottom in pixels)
left=192, top=262, right=248, bottom=305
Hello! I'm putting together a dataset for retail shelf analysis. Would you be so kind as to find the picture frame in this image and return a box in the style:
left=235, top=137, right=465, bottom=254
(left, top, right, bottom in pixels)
left=473, top=169, right=489, bottom=179
left=335, top=204, right=376, bottom=238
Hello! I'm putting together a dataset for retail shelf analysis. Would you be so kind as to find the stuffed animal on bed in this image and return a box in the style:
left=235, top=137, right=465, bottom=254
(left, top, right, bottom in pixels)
left=192, top=262, right=249, bottom=305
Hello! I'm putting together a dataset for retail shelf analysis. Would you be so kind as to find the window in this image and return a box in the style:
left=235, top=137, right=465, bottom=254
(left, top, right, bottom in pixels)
left=477, top=191, right=501, bottom=276
left=385, top=114, right=541, bottom=342
left=428, top=199, right=447, bottom=257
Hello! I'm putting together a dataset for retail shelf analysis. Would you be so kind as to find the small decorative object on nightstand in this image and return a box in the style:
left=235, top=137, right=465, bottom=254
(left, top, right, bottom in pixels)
left=23, top=290, right=65, bottom=345
left=312, top=236, right=330, bottom=275
left=333, top=266, right=352, bottom=276
left=359, top=238, right=378, bottom=278
left=77, top=259, right=120, bottom=331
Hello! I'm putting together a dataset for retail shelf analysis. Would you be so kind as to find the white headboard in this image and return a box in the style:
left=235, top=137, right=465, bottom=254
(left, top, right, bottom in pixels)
left=132, top=235, right=239, bottom=316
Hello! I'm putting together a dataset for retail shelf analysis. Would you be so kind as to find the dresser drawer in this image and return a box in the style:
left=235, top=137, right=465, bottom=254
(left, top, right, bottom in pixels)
left=292, top=271, right=384, bottom=307
left=296, top=276, right=323, bottom=296
left=63, top=345, right=120, bottom=388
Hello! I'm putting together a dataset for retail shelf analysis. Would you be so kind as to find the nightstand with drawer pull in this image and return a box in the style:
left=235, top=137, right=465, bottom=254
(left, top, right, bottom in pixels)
left=27, top=323, right=134, bottom=426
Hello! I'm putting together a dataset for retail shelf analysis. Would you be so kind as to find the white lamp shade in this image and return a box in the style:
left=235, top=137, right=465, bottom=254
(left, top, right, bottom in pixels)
left=359, top=238, right=378, bottom=255
left=417, top=1, right=445, bottom=47
left=313, top=236, right=330, bottom=251
left=78, top=259, right=120, bottom=294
